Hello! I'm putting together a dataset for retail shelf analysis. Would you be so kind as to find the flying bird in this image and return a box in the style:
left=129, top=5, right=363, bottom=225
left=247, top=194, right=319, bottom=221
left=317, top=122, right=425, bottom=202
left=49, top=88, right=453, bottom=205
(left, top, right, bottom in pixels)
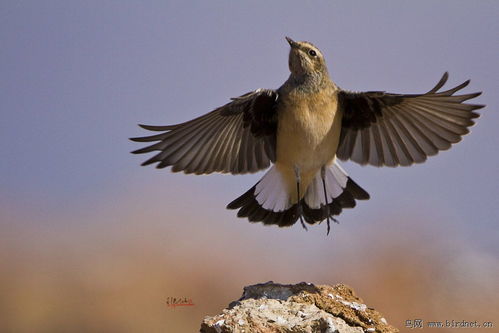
left=131, top=37, right=483, bottom=234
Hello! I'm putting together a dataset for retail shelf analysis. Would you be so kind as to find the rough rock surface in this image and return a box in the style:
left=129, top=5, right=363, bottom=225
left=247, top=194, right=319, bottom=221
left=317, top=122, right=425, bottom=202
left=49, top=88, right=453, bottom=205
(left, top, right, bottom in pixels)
left=200, top=281, right=398, bottom=333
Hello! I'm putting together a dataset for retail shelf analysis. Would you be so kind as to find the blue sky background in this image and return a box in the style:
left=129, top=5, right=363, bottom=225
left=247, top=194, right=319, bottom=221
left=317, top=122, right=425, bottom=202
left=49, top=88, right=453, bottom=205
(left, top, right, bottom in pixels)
left=1, top=1, right=498, bottom=331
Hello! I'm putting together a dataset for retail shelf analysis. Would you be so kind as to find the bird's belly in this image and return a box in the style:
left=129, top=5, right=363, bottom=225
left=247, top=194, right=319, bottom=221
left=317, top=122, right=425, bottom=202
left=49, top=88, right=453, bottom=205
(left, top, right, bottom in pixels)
left=275, top=100, right=342, bottom=195
left=276, top=103, right=341, bottom=172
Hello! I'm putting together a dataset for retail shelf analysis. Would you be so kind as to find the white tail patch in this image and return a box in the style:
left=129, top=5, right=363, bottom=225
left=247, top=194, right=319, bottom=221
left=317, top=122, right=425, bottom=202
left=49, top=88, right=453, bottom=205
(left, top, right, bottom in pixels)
left=255, top=166, right=292, bottom=212
left=304, top=161, right=348, bottom=209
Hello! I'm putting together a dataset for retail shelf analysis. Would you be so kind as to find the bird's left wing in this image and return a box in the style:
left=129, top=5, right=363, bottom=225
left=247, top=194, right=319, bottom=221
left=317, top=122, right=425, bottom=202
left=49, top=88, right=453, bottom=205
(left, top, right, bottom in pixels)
left=130, top=89, right=278, bottom=174
left=337, top=72, right=484, bottom=167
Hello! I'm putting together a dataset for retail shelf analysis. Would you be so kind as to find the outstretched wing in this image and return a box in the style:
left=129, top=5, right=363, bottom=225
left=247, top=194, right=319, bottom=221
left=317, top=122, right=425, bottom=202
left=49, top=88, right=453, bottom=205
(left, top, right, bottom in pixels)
left=337, top=72, right=484, bottom=167
left=130, top=89, right=278, bottom=174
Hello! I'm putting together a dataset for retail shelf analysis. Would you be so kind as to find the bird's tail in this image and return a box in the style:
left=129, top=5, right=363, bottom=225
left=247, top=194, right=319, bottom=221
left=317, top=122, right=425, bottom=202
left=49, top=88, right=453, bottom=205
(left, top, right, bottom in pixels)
left=227, top=162, right=369, bottom=229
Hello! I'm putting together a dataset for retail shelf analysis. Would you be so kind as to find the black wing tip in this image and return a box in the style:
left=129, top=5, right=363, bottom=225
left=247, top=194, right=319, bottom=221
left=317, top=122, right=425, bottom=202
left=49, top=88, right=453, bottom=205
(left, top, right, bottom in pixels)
left=129, top=136, right=146, bottom=142
left=469, top=111, right=480, bottom=119
left=130, top=123, right=171, bottom=142
left=463, top=91, right=481, bottom=98
left=456, top=79, right=471, bottom=92
left=428, top=72, right=450, bottom=93
left=429, top=73, right=477, bottom=95
left=130, top=148, right=143, bottom=154
left=441, top=71, right=450, bottom=84
left=441, top=71, right=450, bottom=82
left=138, top=124, right=174, bottom=131
left=472, top=103, right=486, bottom=110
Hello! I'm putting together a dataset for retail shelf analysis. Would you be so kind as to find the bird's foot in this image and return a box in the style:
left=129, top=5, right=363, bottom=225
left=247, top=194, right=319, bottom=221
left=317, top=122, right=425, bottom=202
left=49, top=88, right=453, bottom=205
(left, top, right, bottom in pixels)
left=325, top=216, right=338, bottom=236
left=300, top=215, right=308, bottom=231
left=297, top=204, right=307, bottom=231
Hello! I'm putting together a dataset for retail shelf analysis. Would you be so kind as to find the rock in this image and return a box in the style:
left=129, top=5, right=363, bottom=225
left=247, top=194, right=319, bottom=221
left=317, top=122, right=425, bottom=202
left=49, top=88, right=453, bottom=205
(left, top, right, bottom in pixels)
left=200, top=281, right=398, bottom=333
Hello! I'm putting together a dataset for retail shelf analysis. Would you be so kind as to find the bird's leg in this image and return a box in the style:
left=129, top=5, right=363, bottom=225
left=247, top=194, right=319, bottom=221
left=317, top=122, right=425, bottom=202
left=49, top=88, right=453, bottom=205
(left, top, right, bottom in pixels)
left=294, top=165, right=307, bottom=231
left=321, top=165, right=337, bottom=236
left=321, top=166, right=331, bottom=235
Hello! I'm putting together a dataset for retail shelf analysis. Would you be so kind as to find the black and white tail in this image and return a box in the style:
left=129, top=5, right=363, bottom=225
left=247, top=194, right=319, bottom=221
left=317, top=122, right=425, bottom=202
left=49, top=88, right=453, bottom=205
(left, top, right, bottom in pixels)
left=227, top=161, right=369, bottom=229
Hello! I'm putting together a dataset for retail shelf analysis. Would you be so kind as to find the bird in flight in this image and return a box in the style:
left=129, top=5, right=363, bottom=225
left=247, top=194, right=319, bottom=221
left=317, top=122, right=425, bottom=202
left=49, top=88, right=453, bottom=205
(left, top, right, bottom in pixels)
left=131, top=37, right=483, bottom=234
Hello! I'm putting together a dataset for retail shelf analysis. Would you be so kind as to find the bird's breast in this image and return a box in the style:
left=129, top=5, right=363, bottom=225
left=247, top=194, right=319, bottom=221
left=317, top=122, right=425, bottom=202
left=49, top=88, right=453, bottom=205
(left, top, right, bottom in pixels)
left=276, top=90, right=342, bottom=173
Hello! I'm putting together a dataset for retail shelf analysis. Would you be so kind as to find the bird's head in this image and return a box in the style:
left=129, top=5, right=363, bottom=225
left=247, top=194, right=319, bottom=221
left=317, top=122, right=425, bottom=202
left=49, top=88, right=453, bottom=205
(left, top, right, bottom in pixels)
left=286, top=37, right=328, bottom=77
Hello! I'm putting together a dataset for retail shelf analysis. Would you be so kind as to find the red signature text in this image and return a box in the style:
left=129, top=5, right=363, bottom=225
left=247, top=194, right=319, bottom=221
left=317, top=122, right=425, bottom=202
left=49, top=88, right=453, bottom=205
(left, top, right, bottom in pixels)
left=165, top=297, right=195, bottom=309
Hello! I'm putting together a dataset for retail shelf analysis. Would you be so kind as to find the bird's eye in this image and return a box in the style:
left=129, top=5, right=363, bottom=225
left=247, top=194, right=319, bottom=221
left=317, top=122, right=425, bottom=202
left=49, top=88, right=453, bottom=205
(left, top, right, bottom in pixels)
left=308, top=49, right=317, bottom=57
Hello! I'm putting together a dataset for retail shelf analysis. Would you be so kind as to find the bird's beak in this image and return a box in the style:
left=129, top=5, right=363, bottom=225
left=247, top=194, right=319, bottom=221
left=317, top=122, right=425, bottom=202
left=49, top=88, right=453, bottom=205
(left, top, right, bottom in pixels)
left=285, top=36, right=297, bottom=48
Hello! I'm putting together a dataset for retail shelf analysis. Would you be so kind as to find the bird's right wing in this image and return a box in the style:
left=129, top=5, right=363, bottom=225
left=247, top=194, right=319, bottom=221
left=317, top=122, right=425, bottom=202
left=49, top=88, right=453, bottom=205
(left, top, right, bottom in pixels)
left=337, top=73, right=484, bottom=167
left=130, top=89, right=278, bottom=174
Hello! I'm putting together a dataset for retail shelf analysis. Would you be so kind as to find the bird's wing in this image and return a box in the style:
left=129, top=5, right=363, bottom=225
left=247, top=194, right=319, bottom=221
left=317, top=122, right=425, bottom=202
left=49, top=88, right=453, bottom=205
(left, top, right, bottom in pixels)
left=130, top=89, right=278, bottom=174
left=336, top=73, right=484, bottom=167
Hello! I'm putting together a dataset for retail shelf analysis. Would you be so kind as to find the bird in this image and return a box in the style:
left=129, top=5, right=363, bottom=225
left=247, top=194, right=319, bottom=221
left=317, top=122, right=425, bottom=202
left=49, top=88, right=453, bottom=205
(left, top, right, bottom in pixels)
left=130, top=37, right=483, bottom=235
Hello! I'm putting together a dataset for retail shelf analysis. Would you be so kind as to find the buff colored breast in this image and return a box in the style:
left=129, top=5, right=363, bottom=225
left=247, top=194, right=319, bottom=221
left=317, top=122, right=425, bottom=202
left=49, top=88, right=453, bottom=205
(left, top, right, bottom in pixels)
left=275, top=89, right=342, bottom=200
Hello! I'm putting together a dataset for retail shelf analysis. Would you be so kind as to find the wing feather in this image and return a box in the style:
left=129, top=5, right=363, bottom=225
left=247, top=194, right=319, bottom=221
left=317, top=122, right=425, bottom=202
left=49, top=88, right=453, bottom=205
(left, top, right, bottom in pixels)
left=131, top=89, right=278, bottom=174
left=338, top=73, right=483, bottom=167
